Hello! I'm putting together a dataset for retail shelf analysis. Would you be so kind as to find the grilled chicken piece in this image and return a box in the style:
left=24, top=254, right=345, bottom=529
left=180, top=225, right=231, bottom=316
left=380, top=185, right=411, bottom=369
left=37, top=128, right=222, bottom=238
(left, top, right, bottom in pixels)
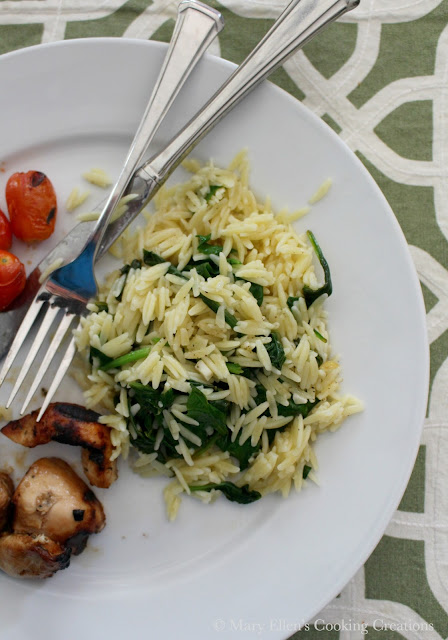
left=0, top=472, right=14, bottom=531
left=2, top=403, right=117, bottom=488
left=13, top=457, right=105, bottom=556
left=0, top=532, right=70, bottom=579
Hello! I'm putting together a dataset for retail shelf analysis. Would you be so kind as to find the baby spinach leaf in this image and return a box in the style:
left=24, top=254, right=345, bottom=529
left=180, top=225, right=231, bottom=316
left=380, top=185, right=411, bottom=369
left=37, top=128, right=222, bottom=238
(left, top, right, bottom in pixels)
left=276, top=398, right=319, bottom=418
left=265, top=332, right=286, bottom=370
left=132, top=421, right=181, bottom=463
left=129, top=382, right=175, bottom=415
left=93, top=301, right=109, bottom=313
left=249, top=282, right=264, bottom=306
left=199, top=294, right=238, bottom=329
left=184, top=258, right=220, bottom=279
left=189, top=482, right=261, bottom=504
left=226, top=362, right=244, bottom=375
left=204, top=185, right=223, bottom=202
left=196, top=233, right=223, bottom=256
left=142, top=250, right=187, bottom=280
left=303, top=230, right=332, bottom=307
left=193, top=432, right=220, bottom=457
left=188, top=379, right=216, bottom=390
left=142, top=250, right=165, bottom=267
left=186, top=386, right=228, bottom=436
left=119, top=259, right=142, bottom=276
left=287, top=296, right=301, bottom=310
left=236, top=276, right=264, bottom=306
left=253, top=383, right=267, bottom=405
left=303, top=465, right=312, bottom=479
left=216, top=432, right=260, bottom=470
left=115, top=260, right=141, bottom=301
left=89, top=346, right=113, bottom=368
left=130, top=422, right=158, bottom=455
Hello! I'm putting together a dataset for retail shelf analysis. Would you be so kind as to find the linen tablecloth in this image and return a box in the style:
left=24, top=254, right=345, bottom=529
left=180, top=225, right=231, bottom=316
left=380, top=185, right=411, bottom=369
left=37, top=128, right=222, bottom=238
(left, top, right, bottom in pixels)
left=0, top=1, right=446, bottom=638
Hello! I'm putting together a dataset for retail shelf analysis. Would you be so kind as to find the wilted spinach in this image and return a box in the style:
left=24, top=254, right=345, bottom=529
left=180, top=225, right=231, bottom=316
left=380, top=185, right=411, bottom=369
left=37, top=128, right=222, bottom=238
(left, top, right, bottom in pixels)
left=226, top=362, right=244, bottom=375
left=196, top=233, right=223, bottom=256
left=265, top=332, right=286, bottom=370
left=277, top=398, right=319, bottom=418
left=129, top=382, right=175, bottom=415
left=115, top=259, right=142, bottom=300
left=184, top=258, right=220, bottom=279
left=248, top=282, right=264, bottom=306
left=302, top=465, right=312, bottom=479
left=303, top=231, right=332, bottom=307
left=142, top=250, right=186, bottom=280
left=199, top=294, right=238, bottom=329
left=204, top=185, right=223, bottom=202
left=93, top=301, right=109, bottom=313
left=189, top=482, right=261, bottom=504
left=89, top=346, right=113, bottom=368
left=186, top=386, right=228, bottom=436
left=216, top=432, right=260, bottom=470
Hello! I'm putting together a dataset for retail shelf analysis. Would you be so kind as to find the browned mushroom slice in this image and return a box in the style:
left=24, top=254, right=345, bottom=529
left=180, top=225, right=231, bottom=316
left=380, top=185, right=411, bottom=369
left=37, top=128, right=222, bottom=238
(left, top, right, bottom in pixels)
left=12, top=457, right=106, bottom=555
left=0, top=532, right=71, bottom=579
left=2, top=402, right=117, bottom=488
left=0, top=472, right=14, bottom=531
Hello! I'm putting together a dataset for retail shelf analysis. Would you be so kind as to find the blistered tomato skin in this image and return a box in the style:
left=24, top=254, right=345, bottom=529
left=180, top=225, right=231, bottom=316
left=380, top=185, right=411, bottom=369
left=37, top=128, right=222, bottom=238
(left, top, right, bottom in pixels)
left=0, top=250, right=26, bottom=311
left=0, top=209, right=12, bottom=250
left=6, top=170, right=57, bottom=243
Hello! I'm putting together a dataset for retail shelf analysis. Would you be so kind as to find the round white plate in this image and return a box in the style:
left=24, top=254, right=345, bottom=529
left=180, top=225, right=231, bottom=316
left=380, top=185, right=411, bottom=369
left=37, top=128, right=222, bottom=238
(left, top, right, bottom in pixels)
left=0, top=39, right=428, bottom=640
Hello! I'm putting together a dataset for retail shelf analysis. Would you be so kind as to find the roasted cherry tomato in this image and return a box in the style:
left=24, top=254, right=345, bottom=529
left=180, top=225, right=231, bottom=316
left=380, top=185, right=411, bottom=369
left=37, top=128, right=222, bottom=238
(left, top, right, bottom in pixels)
left=0, top=209, right=12, bottom=250
left=0, top=250, right=26, bottom=311
left=6, top=170, right=57, bottom=243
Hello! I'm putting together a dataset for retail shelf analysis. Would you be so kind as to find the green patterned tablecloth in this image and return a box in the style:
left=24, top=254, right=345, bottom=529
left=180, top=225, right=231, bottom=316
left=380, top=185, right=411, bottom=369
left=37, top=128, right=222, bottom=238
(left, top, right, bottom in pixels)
left=1, top=1, right=446, bottom=638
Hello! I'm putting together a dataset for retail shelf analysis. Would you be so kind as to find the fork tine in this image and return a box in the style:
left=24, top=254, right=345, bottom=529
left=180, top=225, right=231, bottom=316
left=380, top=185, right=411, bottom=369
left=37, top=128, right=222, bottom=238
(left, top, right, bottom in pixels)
left=0, top=298, right=46, bottom=387
left=5, top=304, right=60, bottom=409
left=36, top=334, right=78, bottom=422
left=20, top=312, right=75, bottom=415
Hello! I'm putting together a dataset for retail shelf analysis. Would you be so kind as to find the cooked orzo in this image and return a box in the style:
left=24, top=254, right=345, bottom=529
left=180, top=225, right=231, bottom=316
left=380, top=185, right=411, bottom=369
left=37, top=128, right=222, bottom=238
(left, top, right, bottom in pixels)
left=74, top=151, right=363, bottom=520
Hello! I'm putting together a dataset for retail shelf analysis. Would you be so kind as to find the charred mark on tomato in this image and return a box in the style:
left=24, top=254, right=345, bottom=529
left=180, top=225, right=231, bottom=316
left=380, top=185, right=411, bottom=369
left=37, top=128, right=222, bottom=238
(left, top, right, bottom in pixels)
left=46, top=208, right=56, bottom=224
left=72, top=509, right=85, bottom=522
left=30, top=171, right=46, bottom=188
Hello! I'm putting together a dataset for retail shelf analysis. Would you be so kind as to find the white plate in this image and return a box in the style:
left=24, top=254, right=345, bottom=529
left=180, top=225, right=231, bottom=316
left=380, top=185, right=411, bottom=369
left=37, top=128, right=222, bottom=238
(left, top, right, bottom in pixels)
left=0, top=39, right=428, bottom=639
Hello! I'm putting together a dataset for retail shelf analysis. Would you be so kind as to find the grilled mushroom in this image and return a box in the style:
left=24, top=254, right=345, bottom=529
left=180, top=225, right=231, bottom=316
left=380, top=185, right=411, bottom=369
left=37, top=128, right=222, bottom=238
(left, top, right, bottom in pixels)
left=0, top=532, right=70, bottom=579
left=12, top=457, right=105, bottom=555
left=2, top=403, right=117, bottom=488
left=0, top=472, right=14, bottom=531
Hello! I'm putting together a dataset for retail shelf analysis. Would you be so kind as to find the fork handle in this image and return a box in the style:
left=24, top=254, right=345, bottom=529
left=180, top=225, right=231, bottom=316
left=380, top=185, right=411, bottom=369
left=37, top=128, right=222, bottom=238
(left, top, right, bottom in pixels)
left=80, top=0, right=224, bottom=263
left=144, top=0, right=359, bottom=183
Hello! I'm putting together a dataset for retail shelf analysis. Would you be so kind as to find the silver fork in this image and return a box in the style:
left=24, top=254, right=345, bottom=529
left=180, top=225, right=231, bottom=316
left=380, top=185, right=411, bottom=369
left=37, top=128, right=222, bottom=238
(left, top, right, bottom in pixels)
left=0, top=0, right=360, bottom=421
left=0, top=0, right=224, bottom=416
